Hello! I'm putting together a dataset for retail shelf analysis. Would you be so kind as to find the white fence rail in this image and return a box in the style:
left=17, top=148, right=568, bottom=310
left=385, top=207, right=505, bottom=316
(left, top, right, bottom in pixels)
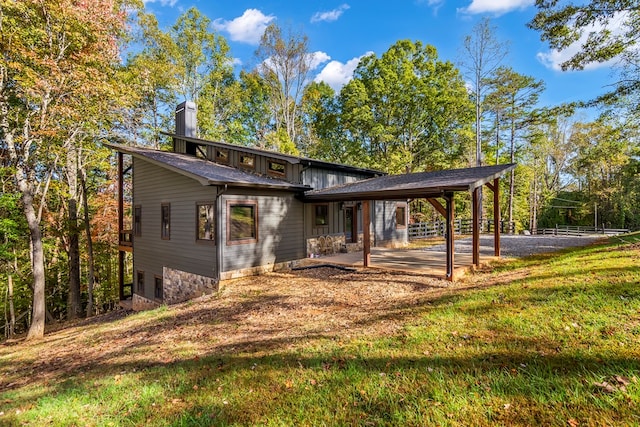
left=536, top=225, right=630, bottom=236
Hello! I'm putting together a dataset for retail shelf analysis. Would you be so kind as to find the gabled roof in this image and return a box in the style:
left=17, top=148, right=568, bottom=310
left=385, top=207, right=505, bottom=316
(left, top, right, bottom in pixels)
left=304, top=164, right=517, bottom=201
left=163, top=132, right=384, bottom=176
left=105, top=143, right=311, bottom=192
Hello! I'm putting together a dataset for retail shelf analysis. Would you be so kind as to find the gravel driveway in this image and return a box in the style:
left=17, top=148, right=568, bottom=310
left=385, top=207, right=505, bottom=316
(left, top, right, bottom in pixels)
left=422, top=234, right=607, bottom=258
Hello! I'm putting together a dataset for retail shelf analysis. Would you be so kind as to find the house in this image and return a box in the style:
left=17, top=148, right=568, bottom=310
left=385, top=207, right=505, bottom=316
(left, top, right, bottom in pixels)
left=110, top=102, right=409, bottom=310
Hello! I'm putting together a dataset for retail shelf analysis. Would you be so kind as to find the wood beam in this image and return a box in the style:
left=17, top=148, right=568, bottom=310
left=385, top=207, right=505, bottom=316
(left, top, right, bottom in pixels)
left=118, top=152, right=125, bottom=300
left=362, top=200, right=371, bottom=267
left=472, top=187, right=480, bottom=266
left=492, top=178, right=500, bottom=257
left=427, top=198, right=446, bottom=218
left=445, top=193, right=455, bottom=281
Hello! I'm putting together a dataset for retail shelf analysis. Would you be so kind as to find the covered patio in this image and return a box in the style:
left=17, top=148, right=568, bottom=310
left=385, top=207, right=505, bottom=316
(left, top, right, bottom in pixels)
left=304, top=164, right=516, bottom=280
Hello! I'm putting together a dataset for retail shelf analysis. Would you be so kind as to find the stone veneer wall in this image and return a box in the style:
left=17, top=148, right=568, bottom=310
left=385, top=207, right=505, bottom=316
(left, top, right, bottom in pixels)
left=306, top=233, right=370, bottom=257
left=132, top=294, right=160, bottom=311
left=163, top=267, right=218, bottom=305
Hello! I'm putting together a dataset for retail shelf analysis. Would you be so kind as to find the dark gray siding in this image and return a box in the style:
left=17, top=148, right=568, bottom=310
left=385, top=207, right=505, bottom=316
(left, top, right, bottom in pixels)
left=221, top=189, right=305, bottom=272
left=304, top=201, right=363, bottom=237
left=302, top=167, right=372, bottom=190
left=133, top=158, right=218, bottom=301
left=374, top=200, right=409, bottom=246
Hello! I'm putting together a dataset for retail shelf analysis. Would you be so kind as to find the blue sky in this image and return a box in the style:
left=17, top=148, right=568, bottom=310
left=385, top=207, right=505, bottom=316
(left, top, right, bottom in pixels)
left=142, top=0, right=621, bottom=112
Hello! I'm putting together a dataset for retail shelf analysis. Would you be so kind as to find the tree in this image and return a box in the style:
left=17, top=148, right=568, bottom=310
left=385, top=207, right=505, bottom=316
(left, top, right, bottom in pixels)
left=340, top=40, right=474, bottom=173
left=0, top=0, right=130, bottom=339
left=529, top=1, right=640, bottom=111
left=485, top=67, right=544, bottom=228
left=255, top=23, right=312, bottom=150
left=459, top=18, right=509, bottom=167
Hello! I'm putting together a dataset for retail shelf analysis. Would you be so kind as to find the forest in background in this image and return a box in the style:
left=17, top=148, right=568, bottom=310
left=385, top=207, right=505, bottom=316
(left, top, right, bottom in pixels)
left=1, top=0, right=639, bottom=338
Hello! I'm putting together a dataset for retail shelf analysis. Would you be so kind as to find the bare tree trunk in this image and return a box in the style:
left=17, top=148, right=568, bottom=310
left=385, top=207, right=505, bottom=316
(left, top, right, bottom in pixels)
left=23, top=184, right=46, bottom=340
left=67, top=146, right=81, bottom=320
left=80, top=170, right=96, bottom=317
left=8, top=274, right=15, bottom=336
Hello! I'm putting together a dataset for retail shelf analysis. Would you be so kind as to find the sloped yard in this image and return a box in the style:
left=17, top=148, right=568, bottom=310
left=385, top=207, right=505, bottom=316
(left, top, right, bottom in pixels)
left=1, top=235, right=639, bottom=426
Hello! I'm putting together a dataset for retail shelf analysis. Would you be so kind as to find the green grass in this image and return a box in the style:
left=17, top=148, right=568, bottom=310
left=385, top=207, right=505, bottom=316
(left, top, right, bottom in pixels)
left=1, top=234, right=640, bottom=426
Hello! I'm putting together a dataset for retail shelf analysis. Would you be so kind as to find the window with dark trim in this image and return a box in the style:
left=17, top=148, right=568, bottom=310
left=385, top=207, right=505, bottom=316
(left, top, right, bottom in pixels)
left=136, top=270, right=144, bottom=293
left=396, top=205, right=407, bottom=229
left=267, top=160, right=286, bottom=177
left=239, top=154, right=255, bottom=169
left=161, top=203, right=171, bottom=240
left=197, top=203, right=215, bottom=242
left=133, top=205, right=142, bottom=237
left=154, top=276, right=163, bottom=300
left=314, top=204, right=329, bottom=226
left=215, top=148, right=229, bottom=164
left=227, top=201, right=258, bottom=244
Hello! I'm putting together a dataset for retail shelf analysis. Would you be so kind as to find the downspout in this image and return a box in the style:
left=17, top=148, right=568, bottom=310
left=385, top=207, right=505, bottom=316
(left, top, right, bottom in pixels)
left=215, top=184, right=228, bottom=283
left=300, top=161, right=312, bottom=257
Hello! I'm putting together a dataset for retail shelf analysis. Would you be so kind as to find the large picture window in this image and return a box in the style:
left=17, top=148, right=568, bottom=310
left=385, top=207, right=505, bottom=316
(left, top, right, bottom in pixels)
left=314, top=204, right=329, bottom=226
left=228, top=201, right=258, bottom=244
left=161, top=203, right=171, bottom=240
left=197, top=203, right=215, bottom=242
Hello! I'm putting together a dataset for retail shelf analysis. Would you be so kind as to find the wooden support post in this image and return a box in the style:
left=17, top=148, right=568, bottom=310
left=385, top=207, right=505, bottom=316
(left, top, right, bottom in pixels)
left=472, top=186, right=480, bottom=267
left=445, top=193, right=455, bottom=281
left=117, top=152, right=125, bottom=300
left=362, top=200, right=371, bottom=267
left=493, top=177, right=500, bottom=257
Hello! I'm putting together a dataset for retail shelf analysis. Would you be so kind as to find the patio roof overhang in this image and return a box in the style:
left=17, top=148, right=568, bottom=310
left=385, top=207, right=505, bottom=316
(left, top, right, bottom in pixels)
left=303, top=163, right=517, bottom=281
left=303, top=164, right=516, bottom=202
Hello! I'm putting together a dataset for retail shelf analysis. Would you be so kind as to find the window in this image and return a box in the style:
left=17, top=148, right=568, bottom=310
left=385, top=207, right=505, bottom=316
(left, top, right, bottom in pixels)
left=239, top=154, right=255, bottom=169
left=133, top=205, right=142, bottom=237
left=154, top=276, right=163, bottom=300
left=228, top=201, right=258, bottom=244
left=161, top=203, right=171, bottom=240
left=396, top=205, right=407, bottom=229
left=197, top=203, right=215, bottom=242
left=267, top=160, right=286, bottom=177
left=215, top=148, right=229, bottom=164
left=136, top=270, right=144, bottom=293
left=314, top=204, right=329, bottom=226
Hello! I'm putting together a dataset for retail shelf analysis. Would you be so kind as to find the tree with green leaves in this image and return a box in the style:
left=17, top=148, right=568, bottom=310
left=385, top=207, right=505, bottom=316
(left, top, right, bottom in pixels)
left=0, top=0, right=130, bottom=339
left=340, top=40, right=474, bottom=173
left=529, top=1, right=640, bottom=111
left=485, top=67, right=545, bottom=228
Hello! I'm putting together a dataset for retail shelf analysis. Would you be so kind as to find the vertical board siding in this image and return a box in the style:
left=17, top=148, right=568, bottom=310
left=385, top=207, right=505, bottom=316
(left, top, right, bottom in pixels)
left=133, top=158, right=218, bottom=300
left=374, top=200, right=408, bottom=246
left=301, top=168, right=371, bottom=190
left=222, top=189, right=305, bottom=272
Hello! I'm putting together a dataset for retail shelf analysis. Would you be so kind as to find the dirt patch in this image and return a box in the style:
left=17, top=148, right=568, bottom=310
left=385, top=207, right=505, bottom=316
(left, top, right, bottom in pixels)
left=0, top=267, right=487, bottom=392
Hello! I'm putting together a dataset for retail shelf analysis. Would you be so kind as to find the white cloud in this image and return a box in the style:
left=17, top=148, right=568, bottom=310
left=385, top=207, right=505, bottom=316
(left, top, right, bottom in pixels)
left=537, top=11, right=630, bottom=71
left=213, top=9, right=275, bottom=45
left=311, top=4, right=350, bottom=23
left=143, top=0, right=178, bottom=6
left=308, top=51, right=331, bottom=70
left=314, top=53, right=372, bottom=91
left=459, top=0, right=533, bottom=15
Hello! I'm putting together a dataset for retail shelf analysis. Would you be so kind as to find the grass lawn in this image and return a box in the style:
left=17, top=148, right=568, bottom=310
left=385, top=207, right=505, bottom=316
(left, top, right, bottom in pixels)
left=1, top=233, right=639, bottom=426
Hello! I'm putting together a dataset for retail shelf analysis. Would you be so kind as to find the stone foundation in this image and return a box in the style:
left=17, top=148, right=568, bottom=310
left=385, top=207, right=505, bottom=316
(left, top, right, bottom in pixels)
left=306, top=233, right=369, bottom=257
left=163, top=267, right=218, bottom=305
left=220, top=259, right=303, bottom=281
left=132, top=293, right=160, bottom=311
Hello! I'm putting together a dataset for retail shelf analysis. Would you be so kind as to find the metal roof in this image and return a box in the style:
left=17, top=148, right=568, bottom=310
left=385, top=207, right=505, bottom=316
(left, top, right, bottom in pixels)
left=304, top=164, right=517, bottom=201
left=162, top=132, right=384, bottom=176
left=105, top=143, right=311, bottom=192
